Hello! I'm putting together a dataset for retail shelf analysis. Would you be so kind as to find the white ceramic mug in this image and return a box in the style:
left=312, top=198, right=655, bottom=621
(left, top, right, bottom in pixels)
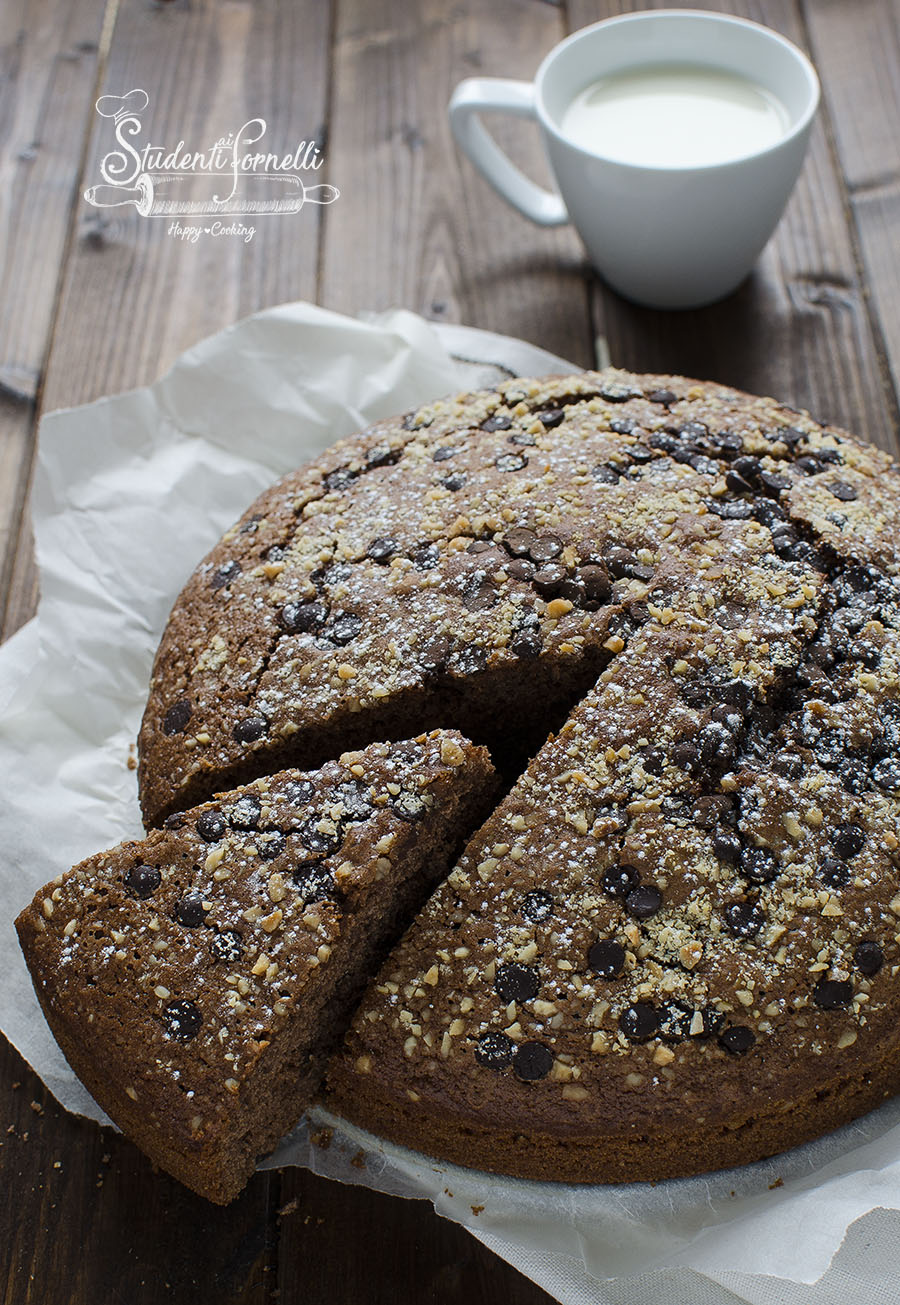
left=449, top=10, right=819, bottom=309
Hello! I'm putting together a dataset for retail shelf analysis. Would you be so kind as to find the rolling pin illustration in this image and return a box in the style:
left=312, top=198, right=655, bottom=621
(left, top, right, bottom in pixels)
left=84, top=171, right=339, bottom=216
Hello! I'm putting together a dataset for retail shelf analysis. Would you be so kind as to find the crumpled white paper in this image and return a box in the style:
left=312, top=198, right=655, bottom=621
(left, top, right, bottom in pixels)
left=3, top=300, right=900, bottom=1305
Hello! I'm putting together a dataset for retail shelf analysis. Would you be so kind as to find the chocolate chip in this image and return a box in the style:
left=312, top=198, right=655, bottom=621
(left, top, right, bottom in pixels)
left=324, top=467, right=357, bottom=492
left=708, top=498, right=755, bottom=520
left=504, top=528, right=537, bottom=556
left=539, top=407, right=565, bottom=428
left=335, top=781, right=373, bottom=822
left=712, top=829, right=742, bottom=866
left=210, top=560, right=241, bottom=590
left=813, top=979, right=854, bottom=1009
left=760, top=470, right=791, bottom=494
left=710, top=429, right=744, bottom=453
left=475, top=1031, right=514, bottom=1068
left=509, top=430, right=537, bottom=446
left=417, top=634, right=450, bottom=674
left=401, top=412, right=425, bottom=431
left=658, top=1001, right=693, bottom=1042
left=620, top=1003, right=659, bottom=1041
left=741, top=847, right=778, bottom=884
left=196, top=810, right=226, bottom=842
left=774, top=425, right=805, bottom=446
left=366, top=536, right=398, bottom=562
left=229, top=794, right=261, bottom=831
left=163, top=999, right=202, bottom=1041
left=297, top=816, right=341, bottom=855
left=283, top=778, right=315, bottom=806
left=411, top=542, right=440, bottom=570
left=627, top=444, right=654, bottom=464
left=392, top=791, right=427, bottom=822
left=533, top=563, right=566, bottom=595
left=280, top=600, right=328, bottom=634
left=162, top=699, right=192, bottom=736
left=462, top=571, right=497, bottom=611
left=495, top=453, right=528, bottom=473
left=257, top=830, right=286, bottom=860
left=521, top=890, right=554, bottom=922
left=699, top=1007, right=726, bottom=1038
left=827, top=481, right=857, bottom=501
left=592, top=463, right=621, bottom=484
left=495, top=962, right=540, bottom=1004
left=832, top=824, right=865, bottom=859
left=233, top=717, right=267, bottom=744
left=366, top=444, right=397, bottom=468
left=441, top=472, right=467, bottom=491
left=174, top=894, right=207, bottom=927
left=124, top=863, right=160, bottom=899
left=513, top=1041, right=554, bottom=1080
left=587, top=939, right=625, bottom=978
left=602, top=864, right=640, bottom=899
left=294, top=864, right=336, bottom=903
left=854, top=940, right=883, bottom=975
left=576, top=564, right=611, bottom=605
left=432, top=446, right=457, bottom=462
left=329, top=613, right=363, bottom=646
left=820, top=857, right=851, bottom=888
left=481, top=414, right=512, bottom=432
left=600, top=381, right=641, bottom=402
left=210, top=930, right=244, bottom=963
left=646, top=388, right=676, bottom=405
left=718, top=1025, right=755, bottom=1054
left=447, top=644, right=488, bottom=675
left=723, top=901, right=764, bottom=938
left=529, top=534, right=564, bottom=564
left=725, top=469, right=755, bottom=494
left=872, top=758, right=900, bottom=795
left=163, top=814, right=185, bottom=830
left=609, top=417, right=635, bottom=435
left=510, top=628, right=542, bottom=659
left=625, top=884, right=663, bottom=919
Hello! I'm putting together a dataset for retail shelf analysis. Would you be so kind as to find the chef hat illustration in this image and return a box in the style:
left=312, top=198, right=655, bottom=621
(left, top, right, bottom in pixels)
left=95, top=89, right=149, bottom=123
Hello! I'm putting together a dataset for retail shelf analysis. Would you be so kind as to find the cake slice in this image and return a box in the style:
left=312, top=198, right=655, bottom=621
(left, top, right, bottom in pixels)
left=16, top=731, right=494, bottom=1203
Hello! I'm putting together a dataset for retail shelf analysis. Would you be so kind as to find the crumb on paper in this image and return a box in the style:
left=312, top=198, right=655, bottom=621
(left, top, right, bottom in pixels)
left=277, top=1197, right=300, bottom=1218
left=471, top=1204, right=484, bottom=1216
left=311, top=1126, right=333, bottom=1150
left=126, top=742, right=137, bottom=771
left=350, top=1148, right=366, bottom=1169
left=768, top=1177, right=784, bottom=1190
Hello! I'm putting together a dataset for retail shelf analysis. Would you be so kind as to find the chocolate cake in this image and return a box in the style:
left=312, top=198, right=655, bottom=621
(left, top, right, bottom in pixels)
left=16, top=732, right=494, bottom=1202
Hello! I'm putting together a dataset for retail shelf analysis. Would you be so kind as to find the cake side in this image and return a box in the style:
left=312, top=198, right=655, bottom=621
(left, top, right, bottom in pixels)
left=17, top=731, right=495, bottom=1203
left=138, top=368, right=900, bottom=827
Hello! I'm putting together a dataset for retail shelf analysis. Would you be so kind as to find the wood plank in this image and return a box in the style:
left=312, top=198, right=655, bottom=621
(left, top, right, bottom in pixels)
left=804, top=0, right=900, bottom=423
left=0, top=1033, right=274, bottom=1305
left=0, top=0, right=112, bottom=635
left=319, top=0, right=594, bottom=369
left=565, top=0, right=900, bottom=456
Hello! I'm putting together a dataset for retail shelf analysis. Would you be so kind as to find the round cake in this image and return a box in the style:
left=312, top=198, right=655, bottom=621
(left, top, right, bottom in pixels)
left=140, top=368, right=900, bottom=1182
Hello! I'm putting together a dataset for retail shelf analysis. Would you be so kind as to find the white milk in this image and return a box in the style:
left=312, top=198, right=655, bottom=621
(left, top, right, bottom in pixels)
left=560, top=64, right=790, bottom=168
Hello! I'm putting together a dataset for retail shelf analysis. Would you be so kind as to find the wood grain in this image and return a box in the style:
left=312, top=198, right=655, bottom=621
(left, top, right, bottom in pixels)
left=0, top=0, right=112, bottom=635
left=566, top=0, right=900, bottom=455
left=320, top=0, right=594, bottom=369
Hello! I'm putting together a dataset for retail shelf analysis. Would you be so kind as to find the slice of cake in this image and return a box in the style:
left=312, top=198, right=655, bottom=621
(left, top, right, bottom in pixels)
left=16, top=731, right=494, bottom=1203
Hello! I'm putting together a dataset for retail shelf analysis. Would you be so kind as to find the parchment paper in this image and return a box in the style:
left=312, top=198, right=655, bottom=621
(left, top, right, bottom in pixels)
left=3, top=300, right=900, bottom=1305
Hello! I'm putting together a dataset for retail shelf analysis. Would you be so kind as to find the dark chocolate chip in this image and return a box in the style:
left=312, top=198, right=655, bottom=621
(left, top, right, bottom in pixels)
left=627, top=444, right=654, bottom=464
left=432, top=446, right=458, bottom=462
left=210, top=560, right=241, bottom=590
left=609, top=417, right=635, bottom=435
left=162, top=699, right=192, bottom=736
left=294, top=863, right=337, bottom=903
left=323, top=467, right=357, bottom=492
left=411, top=542, right=440, bottom=570
left=700, top=1007, right=726, bottom=1038
left=620, top=1003, right=659, bottom=1041
left=658, top=1001, right=694, bottom=1042
left=872, top=758, right=900, bottom=795
left=446, top=644, right=487, bottom=675
left=441, top=472, right=467, bottom=491
left=280, top=600, right=329, bottom=634
left=257, top=830, right=286, bottom=861
left=365, top=444, right=397, bottom=468
left=813, top=979, right=854, bottom=1009
left=283, top=778, right=315, bottom=807
left=718, top=1025, right=755, bottom=1054
left=708, top=498, right=755, bottom=520
left=539, top=407, right=565, bottom=428
left=335, top=781, right=373, bottom=822
left=741, top=847, right=779, bottom=884
left=592, top=464, right=621, bottom=484
left=211, top=930, right=244, bottom=963
left=529, top=533, right=564, bottom=564
left=163, top=814, right=185, bottom=831
left=124, top=863, right=160, bottom=900
left=481, top=414, right=512, bottom=432
left=391, top=791, right=427, bottom=822
left=725, top=469, right=755, bottom=494
left=233, top=717, right=267, bottom=744
left=625, top=885, right=663, bottom=920
left=229, top=794, right=261, bottom=831
left=854, top=940, right=883, bottom=975
left=462, top=571, right=498, bottom=611
left=646, top=388, right=676, bottom=405
left=495, top=962, right=540, bottom=1004
left=520, top=890, right=553, bottom=922
left=509, top=430, right=537, bottom=446
left=760, top=470, right=791, bottom=494
left=513, top=1041, right=554, bottom=1080
left=366, top=536, right=398, bottom=563
left=532, top=563, right=567, bottom=595
left=417, top=634, right=450, bottom=674
left=297, top=816, right=341, bottom=855
left=507, top=557, right=536, bottom=582
left=820, top=857, right=851, bottom=888
left=712, top=829, right=742, bottom=866
left=174, top=894, right=207, bottom=928
left=576, top=564, right=611, bottom=605
left=827, top=481, right=857, bottom=501
left=510, top=628, right=542, bottom=659
left=602, top=864, right=640, bottom=899
left=475, top=1030, right=514, bottom=1068
left=600, top=381, right=641, bottom=402
left=504, top=527, right=537, bottom=556
left=587, top=939, right=626, bottom=979
left=195, top=810, right=226, bottom=843
left=163, top=999, right=202, bottom=1041
left=832, top=824, right=865, bottom=859
left=723, top=901, right=764, bottom=938
left=495, top=452, right=528, bottom=473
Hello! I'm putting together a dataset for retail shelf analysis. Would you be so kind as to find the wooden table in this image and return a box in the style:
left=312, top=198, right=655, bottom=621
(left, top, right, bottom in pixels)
left=3, top=2, right=899, bottom=1301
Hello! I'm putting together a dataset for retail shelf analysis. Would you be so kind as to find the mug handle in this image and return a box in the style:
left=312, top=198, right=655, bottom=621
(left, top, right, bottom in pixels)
left=448, top=78, right=569, bottom=227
